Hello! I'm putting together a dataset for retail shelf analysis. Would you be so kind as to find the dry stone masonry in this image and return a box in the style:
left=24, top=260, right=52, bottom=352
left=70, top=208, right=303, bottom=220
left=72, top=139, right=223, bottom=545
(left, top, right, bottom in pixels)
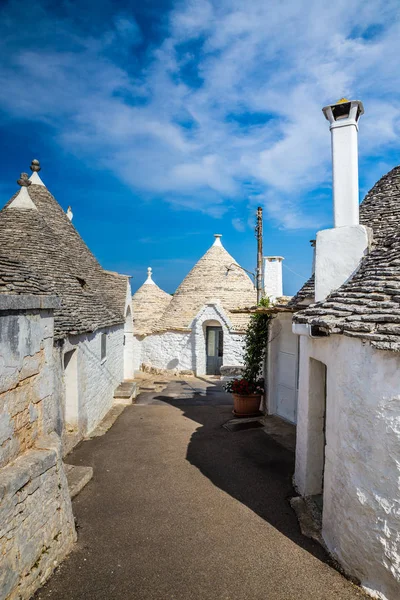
left=0, top=296, right=75, bottom=600
left=0, top=161, right=133, bottom=599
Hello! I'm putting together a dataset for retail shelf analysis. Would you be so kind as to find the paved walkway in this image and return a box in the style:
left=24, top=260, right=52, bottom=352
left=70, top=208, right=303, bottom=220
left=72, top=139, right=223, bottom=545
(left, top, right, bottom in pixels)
left=35, top=378, right=366, bottom=600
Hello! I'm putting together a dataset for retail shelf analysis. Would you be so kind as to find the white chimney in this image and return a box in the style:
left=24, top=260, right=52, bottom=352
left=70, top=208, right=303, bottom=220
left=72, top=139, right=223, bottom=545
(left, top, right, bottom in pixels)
left=263, top=256, right=283, bottom=302
left=322, top=99, right=364, bottom=227
left=310, top=240, right=316, bottom=275
left=314, top=98, right=371, bottom=302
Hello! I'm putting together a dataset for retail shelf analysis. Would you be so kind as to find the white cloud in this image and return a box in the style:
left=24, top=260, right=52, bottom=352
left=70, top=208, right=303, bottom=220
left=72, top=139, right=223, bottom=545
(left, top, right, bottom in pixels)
left=232, top=218, right=245, bottom=232
left=0, top=0, right=400, bottom=228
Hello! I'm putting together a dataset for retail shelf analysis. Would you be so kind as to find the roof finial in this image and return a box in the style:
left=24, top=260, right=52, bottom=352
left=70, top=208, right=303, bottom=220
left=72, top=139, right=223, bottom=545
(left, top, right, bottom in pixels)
left=17, top=173, right=31, bottom=187
left=213, top=234, right=222, bottom=247
left=145, top=267, right=155, bottom=285
left=66, top=206, right=73, bottom=221
left=30, top=159, right=41, bottom=173
left=8, top=172, right=37, bottom=210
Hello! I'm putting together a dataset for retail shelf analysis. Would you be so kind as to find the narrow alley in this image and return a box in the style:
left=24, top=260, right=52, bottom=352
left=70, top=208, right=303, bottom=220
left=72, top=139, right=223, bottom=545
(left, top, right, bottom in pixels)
left=35, top=379, right=366, bottom=600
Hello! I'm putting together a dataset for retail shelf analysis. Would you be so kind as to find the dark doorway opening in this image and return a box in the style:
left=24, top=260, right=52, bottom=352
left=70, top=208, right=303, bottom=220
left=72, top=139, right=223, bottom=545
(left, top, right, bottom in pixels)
left=206, top=326, right=223, bottom=375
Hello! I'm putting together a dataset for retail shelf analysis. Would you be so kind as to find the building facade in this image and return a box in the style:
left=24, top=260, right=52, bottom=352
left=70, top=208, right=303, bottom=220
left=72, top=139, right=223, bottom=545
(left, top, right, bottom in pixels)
left=0, top=162, right=134, bottom=450
left=289, top=99, right=400, bottom=599
left=132, top=235, right=257, bottom=376
left=0, top=256, right=76, bottom=599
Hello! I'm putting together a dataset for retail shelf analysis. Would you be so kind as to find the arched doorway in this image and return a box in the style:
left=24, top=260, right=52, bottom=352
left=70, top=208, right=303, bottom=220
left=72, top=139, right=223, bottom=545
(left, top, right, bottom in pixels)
left=124, top=305, right=135, bottom=379
left=206, top=325, right=223, bottom=375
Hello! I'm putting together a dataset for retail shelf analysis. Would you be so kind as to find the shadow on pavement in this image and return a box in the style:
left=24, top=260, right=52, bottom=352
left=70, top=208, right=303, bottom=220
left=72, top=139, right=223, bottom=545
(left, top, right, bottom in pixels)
left=152, top=379, right=331, bottom=567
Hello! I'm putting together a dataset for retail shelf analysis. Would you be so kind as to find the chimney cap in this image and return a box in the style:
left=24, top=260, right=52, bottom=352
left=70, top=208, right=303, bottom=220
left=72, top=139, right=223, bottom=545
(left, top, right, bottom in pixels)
left=322, top=99, right=364, bottom=125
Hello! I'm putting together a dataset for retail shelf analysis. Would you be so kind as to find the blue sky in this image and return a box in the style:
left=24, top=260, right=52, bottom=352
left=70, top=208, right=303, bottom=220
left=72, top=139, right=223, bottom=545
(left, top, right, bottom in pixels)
left=1, top=0, right=400, bottom=294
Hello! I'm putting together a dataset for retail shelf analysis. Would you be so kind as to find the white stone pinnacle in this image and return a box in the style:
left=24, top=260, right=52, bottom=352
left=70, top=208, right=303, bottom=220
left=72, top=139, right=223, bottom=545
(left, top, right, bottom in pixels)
left=8, top=186, right=38, bottom=210
left=213, top=234, right=223, bottom=247
left=29, top=171, right=46, bottom=187
left=145, top=267, right=155, bottom=285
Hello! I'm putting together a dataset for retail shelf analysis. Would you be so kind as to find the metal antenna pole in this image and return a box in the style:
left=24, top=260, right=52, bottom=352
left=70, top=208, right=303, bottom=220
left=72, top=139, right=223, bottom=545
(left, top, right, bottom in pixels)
left=256, top=206, right=263, bottom=304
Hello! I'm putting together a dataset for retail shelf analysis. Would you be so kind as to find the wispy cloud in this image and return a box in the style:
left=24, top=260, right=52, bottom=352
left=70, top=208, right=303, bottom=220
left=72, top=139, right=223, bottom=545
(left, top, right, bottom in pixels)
left=1, top=0, right=400, bottom=230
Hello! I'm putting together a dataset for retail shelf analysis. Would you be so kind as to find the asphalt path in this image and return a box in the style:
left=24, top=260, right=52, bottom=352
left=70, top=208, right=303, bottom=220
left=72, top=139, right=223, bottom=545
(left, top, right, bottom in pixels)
left=35, top=378, right=367, bottom=600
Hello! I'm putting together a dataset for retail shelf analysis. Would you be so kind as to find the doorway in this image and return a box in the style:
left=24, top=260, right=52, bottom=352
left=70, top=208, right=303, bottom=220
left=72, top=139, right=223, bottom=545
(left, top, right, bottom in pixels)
left=64, top=349, right=79, bottom=432
left=206, top=326, right=223, bottom=375
left=308, top=358, right=327, bottom=500
left=124, top=306, right=134, bottom=379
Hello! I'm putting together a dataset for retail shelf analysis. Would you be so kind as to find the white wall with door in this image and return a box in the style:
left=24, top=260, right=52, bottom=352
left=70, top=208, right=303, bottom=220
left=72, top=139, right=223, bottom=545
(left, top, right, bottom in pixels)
left=295, top=333, right=400, bottom=600
left=192, top=302, right=246, bottom=376
left=124, top=305, right=135, bottom=379
left=266, top=312, right=299, bottom=424
left=58, top=324, right=125, bottom=445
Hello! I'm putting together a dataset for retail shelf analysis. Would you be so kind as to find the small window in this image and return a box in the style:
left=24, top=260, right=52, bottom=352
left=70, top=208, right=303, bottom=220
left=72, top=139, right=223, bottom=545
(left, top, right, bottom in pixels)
left=101, top=333, right=107, bottom=360
left=76, top=277, right=88, bottom=291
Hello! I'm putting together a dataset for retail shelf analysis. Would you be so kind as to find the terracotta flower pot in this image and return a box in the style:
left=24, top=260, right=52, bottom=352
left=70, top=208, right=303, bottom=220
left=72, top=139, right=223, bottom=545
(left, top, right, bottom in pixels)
left=232, top=393, right=261, bottom=417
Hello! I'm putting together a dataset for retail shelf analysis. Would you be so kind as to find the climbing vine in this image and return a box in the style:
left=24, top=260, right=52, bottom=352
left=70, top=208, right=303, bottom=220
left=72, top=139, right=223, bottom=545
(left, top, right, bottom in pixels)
left=225, top=297, right=272, bottom=394
left=242, top=297, right=272, bottom=383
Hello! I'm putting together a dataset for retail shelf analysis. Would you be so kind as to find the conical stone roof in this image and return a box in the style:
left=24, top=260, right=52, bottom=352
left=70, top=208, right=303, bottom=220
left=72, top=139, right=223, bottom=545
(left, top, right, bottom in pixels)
left=294, top=164, right=400, bottom=350
left=156, top=235, right=257, bottom=332
left=132, top=268, right=172, bottom=336
left=290, top=165, right=400, bottom=309
left=0, top=162, right=127, bottom=338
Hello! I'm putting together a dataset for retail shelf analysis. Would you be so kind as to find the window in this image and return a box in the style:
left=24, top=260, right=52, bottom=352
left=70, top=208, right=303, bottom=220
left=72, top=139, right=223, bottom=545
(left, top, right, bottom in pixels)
left=101, top=333, right=107, bottom=361
left=76, top=277, right=88, bottom=290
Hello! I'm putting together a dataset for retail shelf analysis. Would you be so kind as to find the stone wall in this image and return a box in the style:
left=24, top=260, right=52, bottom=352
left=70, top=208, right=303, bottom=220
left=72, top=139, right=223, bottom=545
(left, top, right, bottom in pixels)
left=295, top=333, right=400, bottom=600
left=57, top=324, right=125, bottom=442
left=0, top=298, right=76, bottom=600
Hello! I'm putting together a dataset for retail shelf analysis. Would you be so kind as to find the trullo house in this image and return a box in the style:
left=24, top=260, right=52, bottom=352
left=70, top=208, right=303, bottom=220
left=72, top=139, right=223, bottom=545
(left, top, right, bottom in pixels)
left=261, top=98, right=399, bottom=600
left=0, top=160, right=135, bottom=452
left=132, top=234, right=257, bottom=375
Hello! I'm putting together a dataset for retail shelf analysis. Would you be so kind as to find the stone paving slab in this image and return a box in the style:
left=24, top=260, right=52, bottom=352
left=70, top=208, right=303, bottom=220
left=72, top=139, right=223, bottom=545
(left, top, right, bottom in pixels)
left=35, top=379, right=367, bottom=600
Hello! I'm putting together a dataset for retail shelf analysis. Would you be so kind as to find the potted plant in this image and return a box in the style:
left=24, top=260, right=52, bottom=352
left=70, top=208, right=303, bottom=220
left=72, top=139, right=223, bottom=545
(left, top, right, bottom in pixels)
left=224, top=376, right=265, bottom=417
left=224, top=298, right=271, bottom=417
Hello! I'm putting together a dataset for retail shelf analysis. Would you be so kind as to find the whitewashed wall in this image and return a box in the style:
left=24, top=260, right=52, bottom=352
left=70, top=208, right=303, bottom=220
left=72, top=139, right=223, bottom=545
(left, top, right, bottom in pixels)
left=0, top=300, right=75, bottom=600
left=192, top=303, right=245, bottom=375
left=140, top=303, right=246, bottom=375
left=295, top=334, right=400, bottom=600
left=141, top=330, right=193, bottom=371
left=123, top=305, right=135, bottom=380
left=266, top=313, right=298, bottom=424
left=57, top=324, right=124, bottom=440
left=132, top=334, right=142, bottom=374
left=264, top=258, right=283, bottom=300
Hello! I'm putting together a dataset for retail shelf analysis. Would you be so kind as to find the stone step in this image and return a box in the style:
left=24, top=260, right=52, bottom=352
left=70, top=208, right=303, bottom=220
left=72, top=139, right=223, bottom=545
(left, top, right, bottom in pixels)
left=64, top=463, right=93, bottom=499
left=138, top=385, right=157, bottom=392
left=113, top=381, right=138, bottom=403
